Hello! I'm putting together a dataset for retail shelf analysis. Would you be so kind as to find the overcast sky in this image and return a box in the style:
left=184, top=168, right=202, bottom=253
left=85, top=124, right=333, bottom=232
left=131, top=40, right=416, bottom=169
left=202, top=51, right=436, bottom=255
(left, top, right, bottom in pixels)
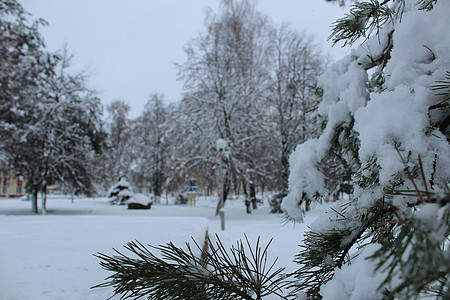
left=20, top=0, right=349, bottom=118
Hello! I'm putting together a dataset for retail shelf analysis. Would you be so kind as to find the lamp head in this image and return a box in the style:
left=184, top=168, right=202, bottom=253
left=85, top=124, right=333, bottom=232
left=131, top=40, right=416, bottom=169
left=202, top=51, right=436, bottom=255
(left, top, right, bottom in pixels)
left=216, top=139, right=228, bottom=151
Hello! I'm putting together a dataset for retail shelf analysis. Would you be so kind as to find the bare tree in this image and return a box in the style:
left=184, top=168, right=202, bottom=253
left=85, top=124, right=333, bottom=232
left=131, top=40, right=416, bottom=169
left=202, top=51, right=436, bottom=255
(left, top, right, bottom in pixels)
left=101, top=100, right=133, bottom=191
left=265, top=24, right=325, bottom=194
left=132, top=94, right=168, bottom=202
left=177, top=0, right=270, bottom=210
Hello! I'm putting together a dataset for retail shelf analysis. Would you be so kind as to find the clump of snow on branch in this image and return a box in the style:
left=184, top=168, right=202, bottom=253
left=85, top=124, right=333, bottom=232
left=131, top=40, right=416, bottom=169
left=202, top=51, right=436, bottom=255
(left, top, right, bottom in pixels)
left=283, top=0, right=450, bottom=221
left=282, top=53, right=369, bottom=220
left=355, top=2, right=450, bottom=188
left=320, top=244, right=387, bottom=300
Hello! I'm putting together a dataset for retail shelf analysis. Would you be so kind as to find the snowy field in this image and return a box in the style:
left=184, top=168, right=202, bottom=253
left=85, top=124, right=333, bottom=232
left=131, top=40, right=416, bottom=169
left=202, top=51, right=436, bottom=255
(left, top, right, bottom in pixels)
left=0, top=196, right=327, bottom=300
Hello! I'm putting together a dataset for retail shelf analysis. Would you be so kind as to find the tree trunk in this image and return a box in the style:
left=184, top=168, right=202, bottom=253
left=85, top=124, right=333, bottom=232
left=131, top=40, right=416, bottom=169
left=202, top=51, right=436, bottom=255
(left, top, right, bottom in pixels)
left=41, top=184, right=47, bottom=214
left=31, top=186, right=38, bottom=214
left=250, top=181, right=257, bottom=210
left=216, top=169, right=231, bottom=215
left=223, top=170, right=230, bottom=205
left=153, top=171, right=161, bottom=203
left=242, top=179, right=251, bottom=214
left=281, top=151, right=289, bottom=194
left=261, top=185, right=265, bottom=202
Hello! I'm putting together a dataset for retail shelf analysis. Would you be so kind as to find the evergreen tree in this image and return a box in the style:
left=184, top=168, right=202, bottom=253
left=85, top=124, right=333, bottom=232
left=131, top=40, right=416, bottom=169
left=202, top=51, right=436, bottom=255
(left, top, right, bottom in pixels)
left=94, top=235, right=291, bottom=299
left=0, top=1, right=104, bottom=213
left=282, top=0, right=450, bottom=298
left=0, top=0, right=49, bottom=210
left=12, top=49, right=104, bottom=213
left=107, top=177, right=134, bottom=205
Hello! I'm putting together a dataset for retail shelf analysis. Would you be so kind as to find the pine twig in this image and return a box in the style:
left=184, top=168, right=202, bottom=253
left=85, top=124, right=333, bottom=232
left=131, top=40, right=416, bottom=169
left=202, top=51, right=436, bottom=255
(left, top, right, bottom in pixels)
left=417, top=155, right=432, bottom=203
left=387, top=198, right=404, bottom=224
left=394, top=145, right=425, bottom=204
left=93, top=235, right=292, bottom=300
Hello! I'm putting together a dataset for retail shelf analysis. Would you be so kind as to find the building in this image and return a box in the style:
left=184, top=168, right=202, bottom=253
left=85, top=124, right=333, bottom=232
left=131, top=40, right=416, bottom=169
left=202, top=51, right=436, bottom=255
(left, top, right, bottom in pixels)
left=0, top=171, right=26, bottom=198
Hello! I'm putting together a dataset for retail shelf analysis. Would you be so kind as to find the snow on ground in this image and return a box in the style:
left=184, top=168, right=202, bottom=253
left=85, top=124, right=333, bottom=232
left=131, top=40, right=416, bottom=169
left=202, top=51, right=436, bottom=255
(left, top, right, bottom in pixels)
left=0, top=195, right=327, bottom=299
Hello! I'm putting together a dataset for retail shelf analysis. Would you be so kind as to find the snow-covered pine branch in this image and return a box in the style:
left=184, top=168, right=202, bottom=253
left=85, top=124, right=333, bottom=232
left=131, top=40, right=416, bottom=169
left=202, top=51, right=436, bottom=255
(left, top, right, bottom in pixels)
left=283, top=0, right=450, bottom=298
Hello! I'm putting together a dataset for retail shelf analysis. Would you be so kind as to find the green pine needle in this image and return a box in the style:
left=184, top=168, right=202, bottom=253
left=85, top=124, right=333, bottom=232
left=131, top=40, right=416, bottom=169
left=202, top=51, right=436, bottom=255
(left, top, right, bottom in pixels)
left=92, top=235, right=292, bottom=300
left=329, top=0, right=394, bottom=46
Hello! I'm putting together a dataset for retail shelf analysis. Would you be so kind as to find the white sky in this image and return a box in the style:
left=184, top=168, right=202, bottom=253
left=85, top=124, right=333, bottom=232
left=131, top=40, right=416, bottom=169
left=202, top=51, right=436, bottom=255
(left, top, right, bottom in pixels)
left=20, top=0, right=349, bottom=118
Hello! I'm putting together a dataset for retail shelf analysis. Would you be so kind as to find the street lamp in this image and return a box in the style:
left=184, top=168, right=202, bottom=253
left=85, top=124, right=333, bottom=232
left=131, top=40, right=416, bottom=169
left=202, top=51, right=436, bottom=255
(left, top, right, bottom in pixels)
left=216, top=139, right=228, bottom=152
left=216, top=139, right=228, bottom=230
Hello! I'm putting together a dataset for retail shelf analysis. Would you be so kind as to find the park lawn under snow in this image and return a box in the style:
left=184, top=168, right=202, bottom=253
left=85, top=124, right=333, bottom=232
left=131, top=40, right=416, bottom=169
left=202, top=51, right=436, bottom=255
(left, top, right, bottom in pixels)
left=0, top=196, right=327, bottom=300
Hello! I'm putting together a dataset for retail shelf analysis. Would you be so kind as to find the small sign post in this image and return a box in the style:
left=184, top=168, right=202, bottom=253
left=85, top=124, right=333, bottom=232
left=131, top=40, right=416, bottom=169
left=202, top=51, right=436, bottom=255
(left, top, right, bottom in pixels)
left=188, top=174, right=197, bottom=207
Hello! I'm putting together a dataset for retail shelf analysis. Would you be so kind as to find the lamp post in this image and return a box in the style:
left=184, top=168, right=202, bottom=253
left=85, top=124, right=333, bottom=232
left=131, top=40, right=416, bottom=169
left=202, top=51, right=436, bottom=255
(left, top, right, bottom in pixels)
left=215, top=138, right=228, bottom=230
